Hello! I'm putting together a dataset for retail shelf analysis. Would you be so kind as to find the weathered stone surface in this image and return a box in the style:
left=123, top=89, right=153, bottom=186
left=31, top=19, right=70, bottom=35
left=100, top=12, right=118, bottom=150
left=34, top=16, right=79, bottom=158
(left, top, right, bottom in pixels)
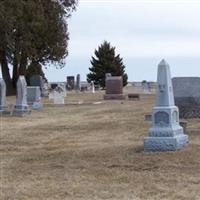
left=32, top=102, right=42, bottom=110
left=13, top=76, right=31, bottom=116
left=0, top=78, right=7, bottom=111
left=172, top=77, right=200, bottom=118
left=142, top=81, right=150, bottom=94
left=144, top=135, right=188, bottom=151
left=104, top=76, right=125, bottom=100
left=27, top=86, right=41, bottom=103
left=128, top=93, right=140, bottom=100
left=66, top=76, right=75, bottom=90
left=144, top=59, right=188, bottom=151
left=106, top=76, right=123, bottom=94
left=30, top=75, right=44, bottom=89
left=91, top=81, right=95, bottom=93
left=53, top=85, right=65, bottom=104
left=75, top=74, right=81, bottom=92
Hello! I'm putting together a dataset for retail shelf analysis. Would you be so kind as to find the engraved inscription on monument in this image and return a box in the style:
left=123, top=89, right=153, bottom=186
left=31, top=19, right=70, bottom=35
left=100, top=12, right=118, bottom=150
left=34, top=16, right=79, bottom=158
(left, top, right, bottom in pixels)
left=155, top=111, right=169, bottom=126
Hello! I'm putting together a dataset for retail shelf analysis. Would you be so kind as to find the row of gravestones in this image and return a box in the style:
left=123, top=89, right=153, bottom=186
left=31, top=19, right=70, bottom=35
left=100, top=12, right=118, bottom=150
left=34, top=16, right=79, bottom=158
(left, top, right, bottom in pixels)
left=0, top=60, right=190, bottom=151
left=30, top=75, right=49, bottom=97
left=49, top=83, right=66, bottom=104
left=103, top=60, right=189, bottom=151
left=66, top=74, right=81, bottom=91
left=0, top=76, right=42, bottom=116
left=66, top=74, right=95, bottom=93
left=104, top=75, right=151, bottom=100
left=104, top=67, right=200, bottom=119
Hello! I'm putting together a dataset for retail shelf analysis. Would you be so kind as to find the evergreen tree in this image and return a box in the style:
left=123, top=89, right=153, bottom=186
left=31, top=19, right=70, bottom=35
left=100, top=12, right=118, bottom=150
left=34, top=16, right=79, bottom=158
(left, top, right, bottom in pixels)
left=87, top=41, right=128, bottom=88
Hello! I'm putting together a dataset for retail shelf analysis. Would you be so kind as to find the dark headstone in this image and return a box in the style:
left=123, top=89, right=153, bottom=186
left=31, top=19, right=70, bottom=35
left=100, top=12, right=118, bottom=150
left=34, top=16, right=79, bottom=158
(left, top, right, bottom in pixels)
left=104, top=76, right=125, bottom=100
left=75, top=74, right=81, bottom=91
left=172, top=77, right=200, bottom=118
left=27, top=86, right=41, bottom=103
left=30, top=75, right=44, bottom=96
left=128, top=93, right=140, bottom=100
left=66, top=76, right=75, bottom=90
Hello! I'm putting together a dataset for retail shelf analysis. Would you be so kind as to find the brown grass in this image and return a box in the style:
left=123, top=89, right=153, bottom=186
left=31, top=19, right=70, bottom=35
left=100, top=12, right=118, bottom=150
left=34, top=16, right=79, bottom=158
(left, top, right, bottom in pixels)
left=1, top=91, right=200, bottom=200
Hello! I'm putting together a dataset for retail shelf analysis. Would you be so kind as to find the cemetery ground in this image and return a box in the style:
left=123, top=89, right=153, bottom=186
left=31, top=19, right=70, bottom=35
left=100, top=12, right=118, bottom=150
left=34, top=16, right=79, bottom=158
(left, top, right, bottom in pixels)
left=1, top=91, right=200, bottom=200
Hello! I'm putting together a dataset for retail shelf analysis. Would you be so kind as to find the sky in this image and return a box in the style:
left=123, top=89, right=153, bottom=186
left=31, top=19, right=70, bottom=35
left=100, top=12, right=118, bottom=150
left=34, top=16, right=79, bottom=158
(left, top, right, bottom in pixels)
left=2, top=0, right=200, bottom=82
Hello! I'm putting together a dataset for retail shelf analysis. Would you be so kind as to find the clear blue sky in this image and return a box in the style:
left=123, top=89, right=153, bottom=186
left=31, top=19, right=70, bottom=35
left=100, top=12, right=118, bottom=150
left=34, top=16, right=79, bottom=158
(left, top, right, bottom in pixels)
left=2, top=0, right=200, bottom=82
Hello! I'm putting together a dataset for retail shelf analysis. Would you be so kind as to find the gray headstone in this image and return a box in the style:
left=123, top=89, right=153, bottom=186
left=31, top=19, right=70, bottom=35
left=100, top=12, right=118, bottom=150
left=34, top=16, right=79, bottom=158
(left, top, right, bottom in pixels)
left=27, top=86, right=41, bottom=103
left=76, top=74, right=81, bottom=92
left=172, top=77, right=200, bottom=118
left=155, top=60, right=174, bottom=107
left=144, top=59, right=188, bottom=151
left=32, top=101, right=42, bottom=110
left=0, top=78, right=7, bottom=111
left=30, top=75, right=44, bottom=95
left=13, top=76, right=30, bottom=116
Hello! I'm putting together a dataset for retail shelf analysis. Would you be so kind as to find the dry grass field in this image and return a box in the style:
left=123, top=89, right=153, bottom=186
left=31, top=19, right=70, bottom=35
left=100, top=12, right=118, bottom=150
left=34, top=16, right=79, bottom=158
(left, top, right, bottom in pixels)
left=1, top=91, right=200, bottom=200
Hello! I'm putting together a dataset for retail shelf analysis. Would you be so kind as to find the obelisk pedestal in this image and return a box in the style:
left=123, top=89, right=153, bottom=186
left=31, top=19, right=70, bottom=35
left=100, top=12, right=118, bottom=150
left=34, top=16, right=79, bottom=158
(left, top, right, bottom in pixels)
left=144, top=59, right=188, bottom=151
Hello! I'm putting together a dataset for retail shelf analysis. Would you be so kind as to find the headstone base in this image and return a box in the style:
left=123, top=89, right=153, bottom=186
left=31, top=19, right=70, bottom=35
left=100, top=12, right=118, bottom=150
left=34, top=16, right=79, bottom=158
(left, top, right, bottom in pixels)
left=12, top=106, right=31, bottom=117
left=0, top=110, right=11, bottom=116
left=144, top=134, right=188, bottom=151
left=104, top=94, right=126, bottom=100
left=32, top=102, right=42, bottom=110
left=54, top=98, right=65, bottom=104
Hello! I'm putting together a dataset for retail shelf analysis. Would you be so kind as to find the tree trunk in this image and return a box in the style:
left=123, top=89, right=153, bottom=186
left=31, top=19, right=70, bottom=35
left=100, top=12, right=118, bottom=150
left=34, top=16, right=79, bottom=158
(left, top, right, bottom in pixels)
left=18, top=50, right=27, bottom=75
left=0, top=50, right=15, bottom=95
left=12, top=36, right=21, bottom=88
left=12, top=51, right=19, bottom=89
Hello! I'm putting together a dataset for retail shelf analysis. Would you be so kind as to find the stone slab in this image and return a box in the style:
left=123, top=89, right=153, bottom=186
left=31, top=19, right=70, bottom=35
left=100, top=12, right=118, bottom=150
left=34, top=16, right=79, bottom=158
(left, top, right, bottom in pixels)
left=0, top=110, right=12, bottom=116
left=104, top=94, right=126, bottom=100
left=144, top=134, right=188, bottom=151
left=128, top=93, right=140, bottom=100
left=172, top=77, right=200, bottom=118
left=27, top=86, right=41, bottom=103
left=105, top=76, right=123, bottom=95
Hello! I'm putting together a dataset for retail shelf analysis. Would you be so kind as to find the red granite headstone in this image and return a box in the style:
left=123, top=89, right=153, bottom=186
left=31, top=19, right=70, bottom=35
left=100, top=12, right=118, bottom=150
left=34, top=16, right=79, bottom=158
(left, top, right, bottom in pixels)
left=104, top=76, right=126, bottom=100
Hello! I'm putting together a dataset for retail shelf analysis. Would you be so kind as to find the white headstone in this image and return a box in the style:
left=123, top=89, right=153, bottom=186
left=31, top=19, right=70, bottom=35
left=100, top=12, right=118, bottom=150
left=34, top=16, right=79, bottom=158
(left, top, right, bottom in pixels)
left=142, top=81, right=150, bottom=94
left=59, top=83, right=66, bottom=97
left=144, top=59, right=188, bottom=151
left=53, top=86, right=65, bottom=104
left=49, top=91, right=54, bottom=100
left=91, top=81, right=95, bottom=93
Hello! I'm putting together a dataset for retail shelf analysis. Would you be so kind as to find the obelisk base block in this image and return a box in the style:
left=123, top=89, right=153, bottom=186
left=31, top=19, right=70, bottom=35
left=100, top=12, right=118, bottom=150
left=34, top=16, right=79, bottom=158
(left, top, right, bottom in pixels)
left=144, top=134, right=188, bottom=151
